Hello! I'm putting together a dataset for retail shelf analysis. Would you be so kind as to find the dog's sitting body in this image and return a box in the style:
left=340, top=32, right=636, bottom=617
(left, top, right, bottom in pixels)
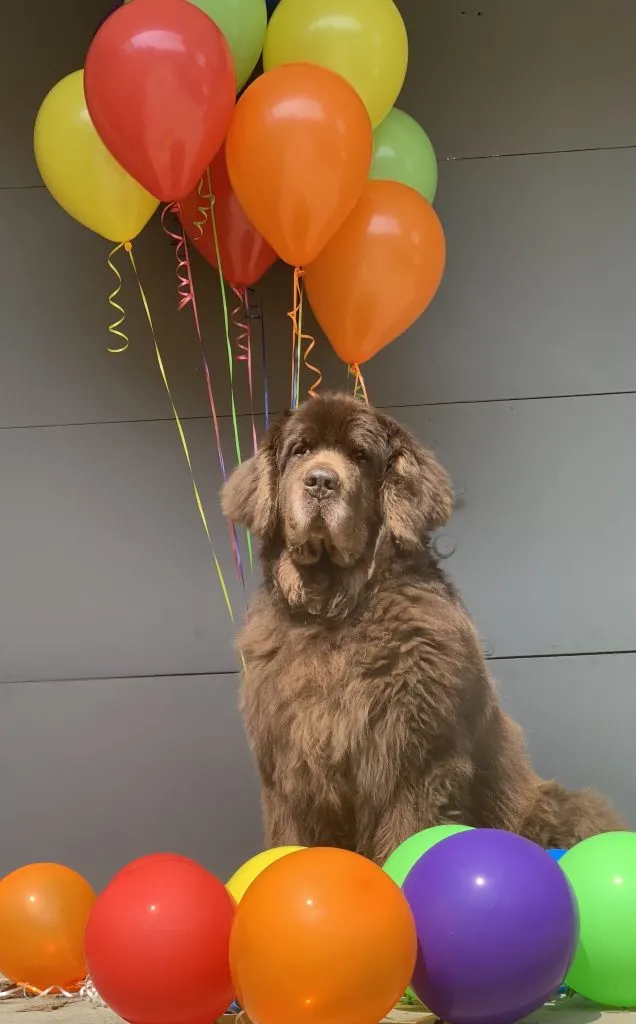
left=222, top=393, right=625, bottom=862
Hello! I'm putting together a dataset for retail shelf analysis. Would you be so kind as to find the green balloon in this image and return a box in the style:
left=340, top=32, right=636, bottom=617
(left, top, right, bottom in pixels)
left=124, top=0, right=267, bottom=91
left=370, top=107, right=438, bottom=204
left=561, top=831, right=636, bottom=1007
left=383, top=824, right=473, bottom=888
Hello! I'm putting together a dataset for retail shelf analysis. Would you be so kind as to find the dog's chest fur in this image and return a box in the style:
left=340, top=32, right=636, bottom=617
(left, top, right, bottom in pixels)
left=237, top=572, right=487, bottom=827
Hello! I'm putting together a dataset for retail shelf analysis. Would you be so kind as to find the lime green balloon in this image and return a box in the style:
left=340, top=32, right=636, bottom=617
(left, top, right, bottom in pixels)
left=561, top=831, right=636, bottom=1007
left=370, top=107, right=438, bottom=204
left=383, top=824, right=473, bottom=887
left=124, top=0, right=267, bottom=91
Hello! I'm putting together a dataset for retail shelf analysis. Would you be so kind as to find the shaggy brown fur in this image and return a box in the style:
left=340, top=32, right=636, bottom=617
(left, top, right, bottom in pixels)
left=222, top=393, right=625, bottom=862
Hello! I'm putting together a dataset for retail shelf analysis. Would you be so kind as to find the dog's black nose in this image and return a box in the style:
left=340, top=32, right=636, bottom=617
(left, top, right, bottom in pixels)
left=304, top=466, right=340, bottom=498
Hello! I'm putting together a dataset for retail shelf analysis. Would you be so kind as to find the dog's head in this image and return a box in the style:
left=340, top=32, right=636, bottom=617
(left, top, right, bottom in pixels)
left=222, top=394, right=453, bottom=616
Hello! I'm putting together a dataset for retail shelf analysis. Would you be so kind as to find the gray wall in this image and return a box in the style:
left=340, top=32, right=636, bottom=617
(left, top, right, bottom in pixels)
left=1, top=0, right=634, bottom=889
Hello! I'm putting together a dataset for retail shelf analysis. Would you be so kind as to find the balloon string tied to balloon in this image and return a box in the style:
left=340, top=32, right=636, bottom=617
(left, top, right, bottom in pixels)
left=348, top=362, right=369, bottom=403
left=122, top=241, right=235, bottom=624
left=193, top=172, right=212, bottom=242
left=248, top=288, right=270, bottom=430
left=193, top=171, right=254, bottom=567
left=160, top=203, right=193, bottom=312
left=106, top=244, right=129, bottom=353
left=231, top=284, right=258, bottom=456
left=288, top=266, right=321, bottom=406
left=204, top=169, right=254, bottom=569
left=160, top=202, right=246, bottom=588
left=288, top=267, right=302, bottom=407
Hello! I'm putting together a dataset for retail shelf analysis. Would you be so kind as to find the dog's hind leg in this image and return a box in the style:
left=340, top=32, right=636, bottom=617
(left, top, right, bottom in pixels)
left=520, top=779, right=628, bottom=849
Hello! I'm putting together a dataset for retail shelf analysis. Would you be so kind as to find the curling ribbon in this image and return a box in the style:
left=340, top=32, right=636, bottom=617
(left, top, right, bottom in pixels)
left=288, top=267, right=321, bottom=407
left=348, top=361, right=369, bottom=403
left=247, top=288, right=270, bottom=430
left=0, top=977, right=104, bottom=1004
left=204, top=172, right=255, bottom=570
left=231, top=285, right=258, bottom=456
left=161, top=203, right=246, bottom=589
left=106, top=243, right=129, bottom=353
left=193, top=172, right=211, bottom=242
left=160, top=203, right=192, bottom=311
left=124, top=242, right=235, bottom=624
left=196, top=171, right=244, bottom=475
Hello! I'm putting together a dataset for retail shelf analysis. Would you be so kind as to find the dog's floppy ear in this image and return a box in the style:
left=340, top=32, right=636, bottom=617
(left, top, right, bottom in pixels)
left=380, top=417, right=454, bottom=548
left=221, top=423, right=282, bottom=537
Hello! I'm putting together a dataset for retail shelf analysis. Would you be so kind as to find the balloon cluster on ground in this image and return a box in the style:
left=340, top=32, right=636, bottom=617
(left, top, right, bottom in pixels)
left=2, top=828, right=636, bottom=1024
left=33, top=0, right=445, bottom=366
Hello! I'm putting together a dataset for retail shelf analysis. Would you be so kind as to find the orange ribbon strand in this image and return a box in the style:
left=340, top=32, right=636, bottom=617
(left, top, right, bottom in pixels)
left=348, top=361, right=369, bottom=403
left=287, top=266, right=321, bottom=406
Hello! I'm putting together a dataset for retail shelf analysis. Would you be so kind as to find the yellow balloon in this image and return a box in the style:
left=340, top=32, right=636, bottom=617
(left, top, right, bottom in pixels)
left=34, top=70, right=158, bottom=243
left=227, top=847, right=304, bottom=904
left=263, top=0, right=407, bottom=127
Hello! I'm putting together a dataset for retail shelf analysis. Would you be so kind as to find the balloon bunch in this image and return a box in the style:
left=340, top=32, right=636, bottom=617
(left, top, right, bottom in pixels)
left=35, top=0, right=245, bottom=244
left=6, top=830, right=636, bottom=1024
left=386, top=826, right=636, bottom=1022
left=33, top=0, right=271, bottom=614
left=386, top=828, right=578, bottom=1024
left=34, top=0, right=445, bottom=399
left=84, top=848, right=414, bottom=1024
left=226, top=0, right=446, bottom=374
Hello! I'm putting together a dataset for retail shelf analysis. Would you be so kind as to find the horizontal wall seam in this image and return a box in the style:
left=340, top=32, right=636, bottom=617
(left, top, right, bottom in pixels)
left=3, top=648, right=636, bottom=686
left=2, top=390, right=636, bottom=433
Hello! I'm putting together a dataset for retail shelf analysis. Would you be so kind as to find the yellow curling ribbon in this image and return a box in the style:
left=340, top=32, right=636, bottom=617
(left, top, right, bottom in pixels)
left=106, top=243, right=129, bottom=353
left=124, top=242, right=234, bottom=624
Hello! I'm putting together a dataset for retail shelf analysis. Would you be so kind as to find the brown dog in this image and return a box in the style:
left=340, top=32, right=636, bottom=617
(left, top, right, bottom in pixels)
left=222, top=393, right=625, bottom=862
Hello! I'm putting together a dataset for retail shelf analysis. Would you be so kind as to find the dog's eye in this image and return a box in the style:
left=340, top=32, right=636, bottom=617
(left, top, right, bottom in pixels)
left=291, top=442, right=309, bottom=457
left=354, top=450, right=370, bottom=464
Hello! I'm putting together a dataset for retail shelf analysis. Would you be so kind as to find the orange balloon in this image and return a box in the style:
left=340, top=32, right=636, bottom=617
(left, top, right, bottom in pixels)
left=230, top=847, right=416, bottom=1024
left=226, top=63, right=373, bottom=266
left=305, top=179, right=446, bottom=364
left=0, top=863, right=96, bottom=990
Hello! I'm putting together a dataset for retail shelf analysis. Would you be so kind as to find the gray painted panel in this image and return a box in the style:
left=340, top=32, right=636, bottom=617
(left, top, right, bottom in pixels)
left=8, top=0, right=636, bottom=186
left=495, top=653, right=635, bottom=826
left=1, top=0, right=110, bottom=187
left=0, top=191, right=282, bottom=428
left=0, top=416, right=259, bottom=684
left=0, top=673, right=261, bottom=889
left=397, top=394, right=636, bottom=659
left=363, top=148, right=636, bottom=406
left=9, top=147, right=636, bottom=429
left=3, top=395, right=634, bottom=683
left=399, top=0, right=636, bottom=159
left=1, top=655, right=631, bottom=891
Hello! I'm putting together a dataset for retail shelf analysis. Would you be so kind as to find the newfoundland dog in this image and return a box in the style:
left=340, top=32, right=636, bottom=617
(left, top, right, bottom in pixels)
left=222, top=393, right=624, bottom=861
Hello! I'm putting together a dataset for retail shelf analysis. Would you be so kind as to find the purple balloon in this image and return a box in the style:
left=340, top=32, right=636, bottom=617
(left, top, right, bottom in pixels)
left=403, top=829, right=578, bottom=1024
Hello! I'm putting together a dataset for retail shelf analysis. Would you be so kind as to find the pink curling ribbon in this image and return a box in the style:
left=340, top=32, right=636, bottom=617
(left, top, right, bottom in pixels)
left=230, top=284, right=258, bottom=457
left=161, top=203, right=246, bottom=589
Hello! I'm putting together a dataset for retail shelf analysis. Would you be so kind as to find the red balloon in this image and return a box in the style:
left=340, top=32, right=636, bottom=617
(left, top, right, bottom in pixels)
left=180, top=144, right=277, bottom=286
left=115, top=852, right=196, bottom=876
left=85, top=0, right=236, bottom=202
left=85, top=856, right=235, bottom=1024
